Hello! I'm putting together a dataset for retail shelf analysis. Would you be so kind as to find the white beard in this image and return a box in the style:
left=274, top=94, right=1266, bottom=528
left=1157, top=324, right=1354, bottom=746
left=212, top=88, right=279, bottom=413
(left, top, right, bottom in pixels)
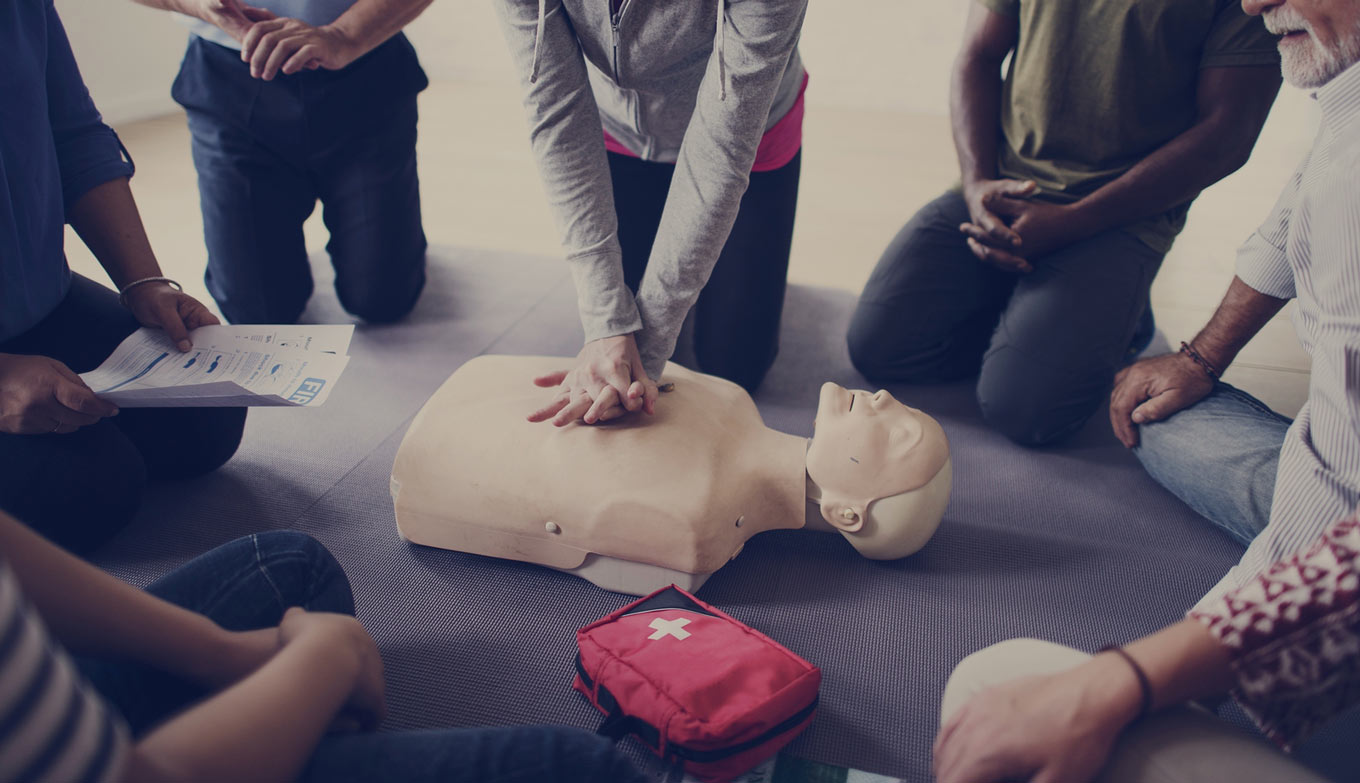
left=1267, top=9, right=1360, bottom=89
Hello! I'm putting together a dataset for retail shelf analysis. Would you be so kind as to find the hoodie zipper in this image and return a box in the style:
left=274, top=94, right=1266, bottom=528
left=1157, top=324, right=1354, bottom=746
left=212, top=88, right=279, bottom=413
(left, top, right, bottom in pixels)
left=611, top=0, right=630, bottom=81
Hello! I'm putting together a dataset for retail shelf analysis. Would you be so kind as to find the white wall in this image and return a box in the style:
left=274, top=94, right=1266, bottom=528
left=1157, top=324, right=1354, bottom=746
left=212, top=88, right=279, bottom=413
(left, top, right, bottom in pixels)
left=59, top=0, right=966, bottom=124
left=405, top=0, right=965, bottom=115
left=58, top=0, right=188, bottom=125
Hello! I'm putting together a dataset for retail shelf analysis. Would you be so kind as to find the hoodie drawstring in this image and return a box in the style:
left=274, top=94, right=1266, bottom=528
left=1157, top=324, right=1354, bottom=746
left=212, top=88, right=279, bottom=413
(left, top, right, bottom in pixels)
left=715, top=0, right=727, bottom=100
left=530, top=0, right=547, bottom=83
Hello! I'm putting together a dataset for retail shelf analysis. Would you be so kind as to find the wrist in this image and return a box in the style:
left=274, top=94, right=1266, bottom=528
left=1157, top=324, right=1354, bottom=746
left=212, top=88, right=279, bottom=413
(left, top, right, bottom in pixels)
left=288, top=617, right=368, bottom=676
left=1059, top=198, right=1102, bottom=240
left=1082, top=650, right=1149, bottom=730
left=320, top=21, right=366, bottom=65
left=1179, top=341, right=1223, bottom=380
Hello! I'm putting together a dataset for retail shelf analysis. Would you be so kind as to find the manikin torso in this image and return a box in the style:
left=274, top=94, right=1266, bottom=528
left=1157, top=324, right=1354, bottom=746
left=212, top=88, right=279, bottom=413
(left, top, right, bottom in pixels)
left=392, top=355, right=950, bottom=594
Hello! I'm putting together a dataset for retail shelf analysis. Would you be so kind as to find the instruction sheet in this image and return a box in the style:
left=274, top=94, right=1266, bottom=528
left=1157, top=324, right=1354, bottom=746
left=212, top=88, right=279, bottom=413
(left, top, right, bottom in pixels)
left=80, top=325, right=354, bottom=407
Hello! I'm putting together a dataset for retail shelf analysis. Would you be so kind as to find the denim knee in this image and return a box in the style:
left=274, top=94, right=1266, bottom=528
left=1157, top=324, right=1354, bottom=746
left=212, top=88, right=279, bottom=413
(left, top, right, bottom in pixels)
left=847, top=304, right=901, bottom=383
left=335, top=251, right=426, bottom=325
left=252, top=531, right=355, bottom=615
left=976, top=374, right=1092, bottom=447
left=339, top=280, right=424, bottom=325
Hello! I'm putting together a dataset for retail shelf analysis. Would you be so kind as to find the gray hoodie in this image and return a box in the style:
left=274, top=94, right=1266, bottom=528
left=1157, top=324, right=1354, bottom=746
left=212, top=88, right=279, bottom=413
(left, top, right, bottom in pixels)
left=494, top=0, right=808, bottom=378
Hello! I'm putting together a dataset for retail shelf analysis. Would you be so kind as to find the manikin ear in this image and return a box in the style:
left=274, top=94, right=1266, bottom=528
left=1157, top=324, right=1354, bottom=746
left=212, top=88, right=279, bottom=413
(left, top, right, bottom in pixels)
left=819, top=496, right=866, bottom=533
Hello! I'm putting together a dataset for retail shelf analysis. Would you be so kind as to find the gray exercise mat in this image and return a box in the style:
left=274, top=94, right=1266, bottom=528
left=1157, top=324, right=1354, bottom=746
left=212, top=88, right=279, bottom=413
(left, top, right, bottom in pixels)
left=92, top=247, right=1358, bottom=782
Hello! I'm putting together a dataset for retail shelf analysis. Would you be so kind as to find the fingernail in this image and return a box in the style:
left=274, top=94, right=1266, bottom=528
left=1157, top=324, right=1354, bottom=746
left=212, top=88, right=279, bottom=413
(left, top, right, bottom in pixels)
left=178, top=340, right=192, bottom=352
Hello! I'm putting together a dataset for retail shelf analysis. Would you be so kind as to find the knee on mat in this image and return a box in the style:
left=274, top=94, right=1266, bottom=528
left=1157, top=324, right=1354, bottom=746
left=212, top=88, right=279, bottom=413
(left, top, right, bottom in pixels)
left=976, top=375, right=1092, bottom=448
left=339, top=278, right=425, bottom=324
left=846, top=310, right=943, bottom=385
left=144, top=408, right=246, bottom=480
left=252, top=530, right=356, bottom=615
left=846, top=310, right=898, bottom=383
left=220, top=299, right=309, bottom=327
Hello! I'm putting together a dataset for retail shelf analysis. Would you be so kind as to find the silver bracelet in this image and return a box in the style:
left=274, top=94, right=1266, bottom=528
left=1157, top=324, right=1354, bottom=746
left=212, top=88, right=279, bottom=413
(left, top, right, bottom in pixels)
left=118, top=276, right=182, bottom=308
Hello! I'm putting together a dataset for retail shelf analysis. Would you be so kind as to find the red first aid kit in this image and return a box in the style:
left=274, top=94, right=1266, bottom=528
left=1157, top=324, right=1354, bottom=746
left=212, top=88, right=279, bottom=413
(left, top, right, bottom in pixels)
left=573, top=585, right=821, bottom=782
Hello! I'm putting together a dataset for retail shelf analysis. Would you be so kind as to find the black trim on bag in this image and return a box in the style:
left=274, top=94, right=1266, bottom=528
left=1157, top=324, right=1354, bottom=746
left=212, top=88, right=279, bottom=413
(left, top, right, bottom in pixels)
left=575, top=655, right=818, bottom=763
left=620, top=586, right=718, bottom=619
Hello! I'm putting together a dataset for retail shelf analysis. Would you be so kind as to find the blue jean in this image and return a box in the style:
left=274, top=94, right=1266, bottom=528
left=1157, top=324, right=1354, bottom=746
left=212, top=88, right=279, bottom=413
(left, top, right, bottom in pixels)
left=171, top=36, right=428, bottom=325
left=1134, top=382, right=1292, bottom=546
left=80, top=532, right=644, bottom=783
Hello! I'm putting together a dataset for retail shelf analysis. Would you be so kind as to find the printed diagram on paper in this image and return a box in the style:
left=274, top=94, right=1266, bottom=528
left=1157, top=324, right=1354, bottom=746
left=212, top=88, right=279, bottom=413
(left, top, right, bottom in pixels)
left=79, top=325, right=354, bottom=408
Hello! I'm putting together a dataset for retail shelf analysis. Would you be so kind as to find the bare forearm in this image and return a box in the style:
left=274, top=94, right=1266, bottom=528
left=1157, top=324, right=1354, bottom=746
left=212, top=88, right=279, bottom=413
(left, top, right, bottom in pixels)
left=1124, top=619, right=1236, bottom=711
left=950, top=53, right=1005, bottom=187
left=67, top=177, right=165, bottom=290
left=0, top=514, right=232, bottom=676
left=1065, top=619, right=1235, bottom=742
left=326, top=0, right=433, bottom=59
left=1068, top=66, right=1280, bottom=238
left=1191, top=276, right=1288, bottom=371
left=1070, top=124, right=1263, bottom=237
left=125, top=632, right=356, bottom=783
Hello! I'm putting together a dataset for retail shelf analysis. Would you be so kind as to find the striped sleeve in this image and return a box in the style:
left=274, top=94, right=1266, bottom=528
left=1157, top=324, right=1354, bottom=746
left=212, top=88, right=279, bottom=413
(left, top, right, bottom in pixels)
left=0, top=564, right=128, bottom=783
left=1235, top=156, right=1305, bottom=300
left=1189, top=515, right=1360, bottom=750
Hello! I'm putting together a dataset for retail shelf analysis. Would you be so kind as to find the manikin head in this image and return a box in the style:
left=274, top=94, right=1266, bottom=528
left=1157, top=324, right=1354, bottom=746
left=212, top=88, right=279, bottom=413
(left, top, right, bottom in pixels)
left=805, top=382, right=952, bottom=560
left=1245, top=0, right=1360, bottom=87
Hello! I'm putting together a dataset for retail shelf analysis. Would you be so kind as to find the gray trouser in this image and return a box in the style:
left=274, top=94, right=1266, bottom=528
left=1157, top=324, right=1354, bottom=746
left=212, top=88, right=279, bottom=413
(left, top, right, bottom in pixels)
left=942, top=639, right=1327, bottom=783
left=848, top=191, right=1165, bottom=446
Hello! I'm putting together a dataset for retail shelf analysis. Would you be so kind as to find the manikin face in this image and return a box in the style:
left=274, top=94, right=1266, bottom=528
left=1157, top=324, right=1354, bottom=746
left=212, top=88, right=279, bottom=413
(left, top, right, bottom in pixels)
left=806, top=382, right=949, bottom=531
left=1245, top=0, right=1360, bottom=87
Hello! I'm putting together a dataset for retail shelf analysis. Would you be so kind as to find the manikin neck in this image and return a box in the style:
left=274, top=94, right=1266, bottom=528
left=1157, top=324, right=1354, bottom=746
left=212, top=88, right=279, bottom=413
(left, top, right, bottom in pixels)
left=782, top=434, right=835, bottom=533
left=750, top=429, right=835, bottom=533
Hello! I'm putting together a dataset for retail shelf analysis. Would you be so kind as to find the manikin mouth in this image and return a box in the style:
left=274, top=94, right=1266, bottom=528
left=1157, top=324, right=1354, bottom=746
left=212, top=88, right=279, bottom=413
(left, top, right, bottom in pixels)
left=848, top=395, right=854, bottom=412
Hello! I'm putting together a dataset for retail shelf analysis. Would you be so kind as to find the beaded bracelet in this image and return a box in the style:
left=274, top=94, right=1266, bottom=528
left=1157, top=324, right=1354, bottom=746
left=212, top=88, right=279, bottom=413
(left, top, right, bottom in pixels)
left=118, top=276, right=182, bottom=308
left=1098, top=644, right=1154, bottom=720
left=1179, top=341, right=1220, bottom=380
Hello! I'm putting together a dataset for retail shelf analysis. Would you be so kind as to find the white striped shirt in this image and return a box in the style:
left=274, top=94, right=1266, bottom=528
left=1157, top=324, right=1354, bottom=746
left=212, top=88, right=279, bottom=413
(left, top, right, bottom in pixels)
left=1195, top=59, right=1360, bottom=611
left=0, top=564, right=127, bottom=783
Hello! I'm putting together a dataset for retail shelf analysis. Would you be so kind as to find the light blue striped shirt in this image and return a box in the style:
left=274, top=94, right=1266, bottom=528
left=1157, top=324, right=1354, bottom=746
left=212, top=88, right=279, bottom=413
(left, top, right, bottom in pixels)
left=0, top=564, right=128, bottom=783
left=183, top=0, right=355, bottom=50
left=1196, top=59, right=1360, bottom=610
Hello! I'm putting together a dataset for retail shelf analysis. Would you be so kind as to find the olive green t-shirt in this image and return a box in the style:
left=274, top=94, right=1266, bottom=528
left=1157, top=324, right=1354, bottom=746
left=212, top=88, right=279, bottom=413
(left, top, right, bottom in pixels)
left=978, top=0, right=1279, bottom=253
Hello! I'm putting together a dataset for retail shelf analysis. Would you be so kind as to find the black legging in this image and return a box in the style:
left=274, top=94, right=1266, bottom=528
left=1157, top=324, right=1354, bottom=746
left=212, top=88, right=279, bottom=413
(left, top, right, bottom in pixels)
left=608, top=149, right=801, bottom=392
left=0, top=275, right=246, bottom=552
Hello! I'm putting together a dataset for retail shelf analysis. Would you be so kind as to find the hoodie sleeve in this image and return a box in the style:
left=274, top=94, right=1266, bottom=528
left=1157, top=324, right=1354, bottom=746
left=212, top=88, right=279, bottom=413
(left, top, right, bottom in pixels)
left=493, top=0, right=643, bottom=344
left=632, top=0, right=808, bottom=379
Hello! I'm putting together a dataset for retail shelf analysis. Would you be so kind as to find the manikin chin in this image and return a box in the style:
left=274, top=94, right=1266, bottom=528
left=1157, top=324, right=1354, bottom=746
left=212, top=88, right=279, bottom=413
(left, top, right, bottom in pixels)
left=391, top=355, right=952, bottom=595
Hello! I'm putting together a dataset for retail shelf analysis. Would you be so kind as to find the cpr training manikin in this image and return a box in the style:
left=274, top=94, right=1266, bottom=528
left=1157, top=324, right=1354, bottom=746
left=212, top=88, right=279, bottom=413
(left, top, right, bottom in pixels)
left=391, top=355, right=952, bottom=594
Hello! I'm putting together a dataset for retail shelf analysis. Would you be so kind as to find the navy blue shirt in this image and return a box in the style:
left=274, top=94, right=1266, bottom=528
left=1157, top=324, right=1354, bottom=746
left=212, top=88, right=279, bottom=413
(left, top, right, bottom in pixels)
left=1, top=0, right=135, bottom=342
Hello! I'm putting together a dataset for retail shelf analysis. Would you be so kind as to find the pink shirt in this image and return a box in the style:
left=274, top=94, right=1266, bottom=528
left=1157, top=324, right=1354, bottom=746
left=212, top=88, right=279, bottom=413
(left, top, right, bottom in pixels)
left=603, top=73, right=808, bottom=173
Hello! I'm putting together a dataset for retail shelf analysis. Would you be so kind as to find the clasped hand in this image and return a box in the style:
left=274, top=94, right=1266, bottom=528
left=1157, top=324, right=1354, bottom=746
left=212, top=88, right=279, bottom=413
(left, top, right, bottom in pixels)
left=959, top=178, right=1079, bottom=273
left=527, top=334, right=659, bottom=427
left=190, top=0, right=358, bottom=80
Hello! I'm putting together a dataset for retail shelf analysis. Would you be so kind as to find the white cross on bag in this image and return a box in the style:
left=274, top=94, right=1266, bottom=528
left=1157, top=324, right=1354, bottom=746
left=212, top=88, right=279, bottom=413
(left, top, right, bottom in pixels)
left=647, top=617, right=692, bottom=641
